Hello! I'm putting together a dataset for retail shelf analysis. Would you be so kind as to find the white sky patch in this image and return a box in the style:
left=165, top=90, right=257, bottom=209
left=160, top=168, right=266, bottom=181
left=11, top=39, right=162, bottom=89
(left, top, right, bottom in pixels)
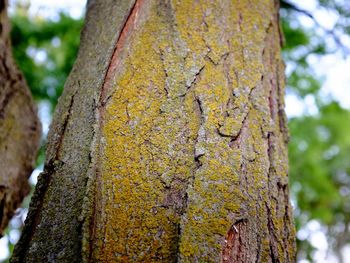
left=313, top=7, right=339, bottom=30
left=38, top=101, right=52, bottom=136
left=285, top=94, right=319, bottom=117
left=297, top=220, right=341, bottom=263
left=304, top=94, right=319, bottom=115
left=8, top=229, right=21, bottom=244
left=342, top=245, right=350, bottom=263
left=298, top=14, right=315, bottom=29
left=290, top=0, right=318, bottom=11
left=9, top=0, right=87, bottom=19
left=320, top=56, right=350, bottom=109
left=284, top=0, right=350, bottom=118
left=30, top=167, right=43, bottom=185
left=0, top=236, right=9, bottom=261
left=285, top=93, right=305, bottom=117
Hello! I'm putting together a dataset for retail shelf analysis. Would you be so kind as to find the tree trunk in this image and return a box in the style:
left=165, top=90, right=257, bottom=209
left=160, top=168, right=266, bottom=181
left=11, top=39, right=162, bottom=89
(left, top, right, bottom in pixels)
left=12, top=0, right=296, bottom=262
left=0, top=0, right=41, bottom=235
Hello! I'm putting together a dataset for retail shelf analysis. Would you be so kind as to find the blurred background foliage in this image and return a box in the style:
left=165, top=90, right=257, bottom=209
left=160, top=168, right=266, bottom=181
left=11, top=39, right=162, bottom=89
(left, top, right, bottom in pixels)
left=11, top=11, right=83, bottom=104
left=9, top=5, right=83, bottom=167
left=0, top=1, right=83, bottom=261
left=1, top=0, right=350, bottom=262
left=281, top=0, right=350, bottom=262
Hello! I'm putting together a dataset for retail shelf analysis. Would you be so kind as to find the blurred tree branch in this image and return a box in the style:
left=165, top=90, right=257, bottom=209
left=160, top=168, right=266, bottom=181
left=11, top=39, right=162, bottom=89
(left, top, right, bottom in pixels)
left=281, top=0, right=350, bottom=54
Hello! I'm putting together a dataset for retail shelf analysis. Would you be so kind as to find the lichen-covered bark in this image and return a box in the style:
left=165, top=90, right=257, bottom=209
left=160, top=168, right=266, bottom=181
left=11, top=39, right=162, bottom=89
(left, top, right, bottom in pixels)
left=0, top=0, right=41, bottom=235
left=13, top=0, right=296, bottom=262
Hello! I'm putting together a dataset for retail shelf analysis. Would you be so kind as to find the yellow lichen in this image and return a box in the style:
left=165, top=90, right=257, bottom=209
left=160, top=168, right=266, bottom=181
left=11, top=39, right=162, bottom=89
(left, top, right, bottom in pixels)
left=92, top=0, right=295, bottom=261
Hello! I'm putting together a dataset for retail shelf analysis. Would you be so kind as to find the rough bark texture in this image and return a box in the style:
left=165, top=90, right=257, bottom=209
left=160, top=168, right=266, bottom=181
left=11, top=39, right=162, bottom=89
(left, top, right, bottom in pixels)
left=0, top=0, right=41, bottom=235
left=13, top=0, right=296, bottom=262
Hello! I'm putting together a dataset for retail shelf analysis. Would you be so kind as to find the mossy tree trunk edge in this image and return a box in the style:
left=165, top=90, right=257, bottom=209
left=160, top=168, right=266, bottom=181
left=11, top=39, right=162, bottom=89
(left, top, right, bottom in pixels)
left=12, top=0, right=296, bottom=262
left=0, top=0, right=41, bottom=235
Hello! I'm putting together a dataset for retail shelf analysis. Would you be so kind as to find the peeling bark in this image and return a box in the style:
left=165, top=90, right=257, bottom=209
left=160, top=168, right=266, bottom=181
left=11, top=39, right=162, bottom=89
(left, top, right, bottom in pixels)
left=0, top=0, right=41, bottom=235
left=12, top=0, right=296, bottom=262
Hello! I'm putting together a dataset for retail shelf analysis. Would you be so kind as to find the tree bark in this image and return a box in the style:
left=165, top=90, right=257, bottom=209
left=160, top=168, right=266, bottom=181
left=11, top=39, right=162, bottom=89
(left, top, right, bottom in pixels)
left=12, top=0, right=296, bottom=262
left=0, top=0, right=41, bottom=235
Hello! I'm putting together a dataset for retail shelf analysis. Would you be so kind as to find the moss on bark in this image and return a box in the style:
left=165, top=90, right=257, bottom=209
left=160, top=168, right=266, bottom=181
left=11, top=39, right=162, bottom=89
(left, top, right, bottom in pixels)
left=13, top=0, right=296, bottom=262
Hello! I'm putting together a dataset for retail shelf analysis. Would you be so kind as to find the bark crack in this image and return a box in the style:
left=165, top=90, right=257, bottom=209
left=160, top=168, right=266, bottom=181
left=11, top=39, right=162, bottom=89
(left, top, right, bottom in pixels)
left=98, top=0, right=142, bottom=107
left=184, top=65, right=205, bottom=92
left=159, top=49, right=169, bottom=98
left=193, top=95, right=205, bottom=169
left=56, top=91, right=77, bottom=160
left=204, top=50, right=230, bottom=66
left=226, top=110, right=249, bottom=148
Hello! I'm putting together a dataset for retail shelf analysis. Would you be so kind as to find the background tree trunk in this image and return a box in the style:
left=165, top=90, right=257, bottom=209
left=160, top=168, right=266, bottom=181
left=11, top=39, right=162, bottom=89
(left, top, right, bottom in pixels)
left=12, top=0, right=296, bottom=262
left=0, top=0, right=41, bottom=235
